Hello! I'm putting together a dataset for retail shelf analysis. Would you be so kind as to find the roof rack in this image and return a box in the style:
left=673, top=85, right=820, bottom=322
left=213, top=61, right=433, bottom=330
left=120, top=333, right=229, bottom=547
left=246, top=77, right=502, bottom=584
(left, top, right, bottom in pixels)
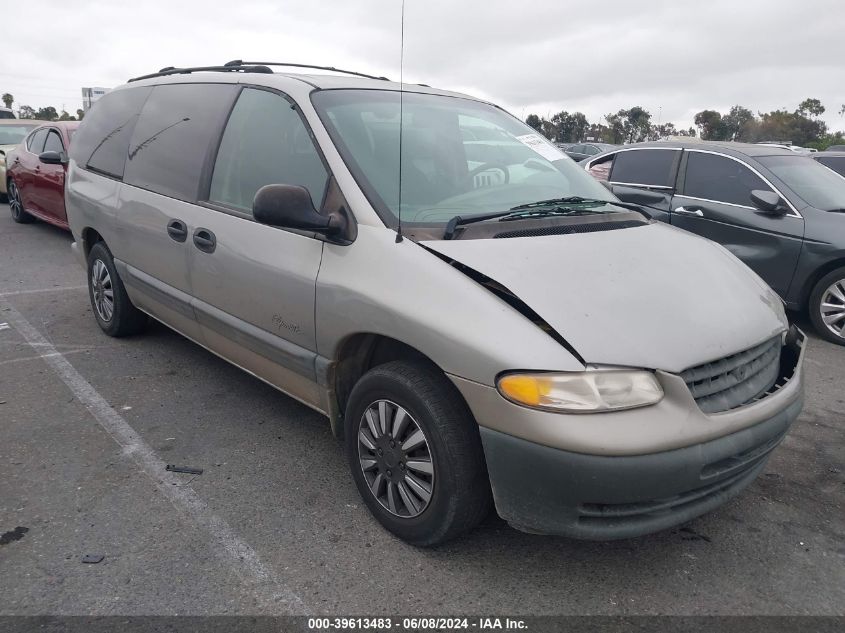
left=127, top=61, right=390, bottom=83
left=128, top=64, right=273, bottom=83
left=224, top=60, right=389, bottom=81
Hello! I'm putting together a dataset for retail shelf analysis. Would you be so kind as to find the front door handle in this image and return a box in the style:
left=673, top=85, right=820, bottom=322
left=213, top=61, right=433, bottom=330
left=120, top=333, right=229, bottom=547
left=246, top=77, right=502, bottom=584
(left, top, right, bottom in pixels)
left=166, top=219, right=188, bottom=242
left=675, top=206, right=704, bottom=217
left=193, top=227, right=216, bottom=253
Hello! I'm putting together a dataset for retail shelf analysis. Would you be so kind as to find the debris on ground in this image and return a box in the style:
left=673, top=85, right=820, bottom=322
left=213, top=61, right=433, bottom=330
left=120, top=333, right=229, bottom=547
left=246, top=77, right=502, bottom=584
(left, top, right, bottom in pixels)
left=81, top=554, right=105, bottom=564
left=0, top=526, right=29, bottom=546
left=165, top=464, right=203, bottom=475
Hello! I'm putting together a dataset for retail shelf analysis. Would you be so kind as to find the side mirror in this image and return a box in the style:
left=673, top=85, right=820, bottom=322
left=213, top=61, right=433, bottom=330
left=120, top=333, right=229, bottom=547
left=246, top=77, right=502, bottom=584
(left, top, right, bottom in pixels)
left=39, top=150, right=68, bottom=165
left=750, top=190, right=787, bottom=216
left=252, top=184, right=339, bottom=234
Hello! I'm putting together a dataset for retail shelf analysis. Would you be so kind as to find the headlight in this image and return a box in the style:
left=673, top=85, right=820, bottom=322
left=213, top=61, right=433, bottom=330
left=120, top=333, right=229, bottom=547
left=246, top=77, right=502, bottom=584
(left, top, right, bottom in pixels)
left=497, top=370, right=663, bottom=413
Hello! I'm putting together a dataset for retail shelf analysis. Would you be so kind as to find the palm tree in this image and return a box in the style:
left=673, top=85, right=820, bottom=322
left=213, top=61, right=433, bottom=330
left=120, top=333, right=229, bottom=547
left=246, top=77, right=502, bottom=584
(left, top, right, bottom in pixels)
left=1, top=93, right=13, bottom=109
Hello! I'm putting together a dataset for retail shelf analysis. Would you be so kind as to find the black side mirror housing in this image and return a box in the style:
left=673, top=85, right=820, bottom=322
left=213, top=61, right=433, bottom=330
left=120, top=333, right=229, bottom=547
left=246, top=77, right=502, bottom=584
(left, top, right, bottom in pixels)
left=253, top=184, right=340, bottom=234
left=39, top=150, right=68, bottom=165
left=750, top=189, right=787, bottom=216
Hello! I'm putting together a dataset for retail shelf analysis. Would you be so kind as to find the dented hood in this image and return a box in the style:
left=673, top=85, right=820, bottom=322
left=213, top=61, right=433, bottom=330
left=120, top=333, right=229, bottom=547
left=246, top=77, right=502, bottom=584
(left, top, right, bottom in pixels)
left=423, top=222, right=788, bottom=373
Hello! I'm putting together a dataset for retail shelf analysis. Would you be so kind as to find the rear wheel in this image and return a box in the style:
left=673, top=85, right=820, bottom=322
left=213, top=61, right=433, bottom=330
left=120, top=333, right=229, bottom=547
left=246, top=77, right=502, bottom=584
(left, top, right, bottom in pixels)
left=809, top=267, right=845, bottom=346
left=87, top=242, right=148, bottom=337
left=345, top=360, right=491, bottom=546
left=8, top=179, right=34, bottom=224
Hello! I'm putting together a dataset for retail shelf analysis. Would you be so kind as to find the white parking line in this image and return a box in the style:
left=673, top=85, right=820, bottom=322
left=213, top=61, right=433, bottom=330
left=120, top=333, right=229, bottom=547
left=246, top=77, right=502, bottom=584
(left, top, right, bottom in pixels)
left=0, top=285, right=87, bottom=297
left=0, top=299, right=309, bottom=615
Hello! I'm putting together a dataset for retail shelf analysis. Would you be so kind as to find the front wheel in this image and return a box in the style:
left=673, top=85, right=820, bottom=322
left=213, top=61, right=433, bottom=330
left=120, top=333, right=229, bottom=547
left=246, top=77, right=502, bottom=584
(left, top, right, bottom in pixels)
left=809, top=267, right=845, bottom=346
left=8, top=179, right=34, bottom=224
left=345, top=360, right=491, bottom=546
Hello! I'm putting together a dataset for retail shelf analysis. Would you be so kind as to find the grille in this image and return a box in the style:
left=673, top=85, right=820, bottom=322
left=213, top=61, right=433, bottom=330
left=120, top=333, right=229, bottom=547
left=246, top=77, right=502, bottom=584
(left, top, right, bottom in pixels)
left=494, top=219, right=645, bottom=239
left=681, top=336, right=782, bottom=414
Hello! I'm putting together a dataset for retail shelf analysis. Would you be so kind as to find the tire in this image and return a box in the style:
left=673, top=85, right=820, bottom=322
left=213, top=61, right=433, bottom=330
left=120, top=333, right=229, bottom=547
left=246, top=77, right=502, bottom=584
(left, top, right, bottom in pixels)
left=345, top=360, right=491, bottom=546
left=87, top=242, right=148, bottom=337
left=7, top=179, right=34, bottom=224
left=809, top=266, right=845, bottom=346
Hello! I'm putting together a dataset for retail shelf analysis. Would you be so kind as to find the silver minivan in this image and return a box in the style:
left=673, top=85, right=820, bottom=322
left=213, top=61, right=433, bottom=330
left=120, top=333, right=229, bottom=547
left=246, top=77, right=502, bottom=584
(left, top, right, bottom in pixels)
left=66, top=63, right=805, bottom=545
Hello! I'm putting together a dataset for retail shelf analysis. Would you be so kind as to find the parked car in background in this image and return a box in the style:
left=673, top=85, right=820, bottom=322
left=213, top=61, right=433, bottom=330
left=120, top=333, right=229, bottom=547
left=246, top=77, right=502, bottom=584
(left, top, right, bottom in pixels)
left=565, top=142, right=617, bottom=162
left=756, top=142, right=816, bottom=154
left=65, top=64, right=804, bottom=545
left=0, top=120, right=45, bottom=201
left=583, top=141, right=845, bottom=344
left=5, top=121, right=79, bottom=229
left=813, top=151, right=845, bottom=177
left=825, top=145, right=845, bottom=152
left=0, top=107, right=16, bottom=119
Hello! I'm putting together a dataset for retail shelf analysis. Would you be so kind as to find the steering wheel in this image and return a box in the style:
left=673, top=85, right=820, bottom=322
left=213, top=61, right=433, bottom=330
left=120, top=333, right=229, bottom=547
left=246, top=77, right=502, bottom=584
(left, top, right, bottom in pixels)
left=466, top=162, right=510, bottom=187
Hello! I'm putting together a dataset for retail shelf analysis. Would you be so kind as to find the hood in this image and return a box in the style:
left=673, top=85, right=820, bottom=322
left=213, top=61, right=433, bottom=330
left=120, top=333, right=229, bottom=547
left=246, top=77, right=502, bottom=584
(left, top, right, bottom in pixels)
left=423, top=222, right=788, bottom=373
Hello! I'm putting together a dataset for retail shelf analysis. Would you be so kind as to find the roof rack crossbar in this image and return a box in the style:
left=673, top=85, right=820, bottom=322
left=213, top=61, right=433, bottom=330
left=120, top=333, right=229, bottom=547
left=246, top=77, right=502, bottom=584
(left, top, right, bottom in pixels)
left=226, top=60, right=389, bottom=81
left=128, top=64, right=273, bottom=83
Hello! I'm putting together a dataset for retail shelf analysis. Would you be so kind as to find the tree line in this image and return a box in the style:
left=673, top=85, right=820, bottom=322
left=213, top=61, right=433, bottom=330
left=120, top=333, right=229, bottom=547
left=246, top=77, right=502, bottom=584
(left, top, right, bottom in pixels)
left=526, top=98, right=845, bottom=150
left=2, top=93, right=84, bottom=121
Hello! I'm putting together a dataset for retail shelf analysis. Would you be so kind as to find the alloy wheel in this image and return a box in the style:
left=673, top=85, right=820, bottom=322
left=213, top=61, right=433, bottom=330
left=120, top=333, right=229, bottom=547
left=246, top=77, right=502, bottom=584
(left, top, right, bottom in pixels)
left=820, top=279, right=845, bottom=340
left=8, top=181, right=22, bottom=220
left=91, top=259, right=115, bottom=322
left=357, top=399, right=435, bottom=518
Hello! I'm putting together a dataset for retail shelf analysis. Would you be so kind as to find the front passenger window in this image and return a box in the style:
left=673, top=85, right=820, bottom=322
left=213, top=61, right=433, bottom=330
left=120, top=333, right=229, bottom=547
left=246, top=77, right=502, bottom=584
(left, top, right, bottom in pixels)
left=683, top=152, right=771, bottom=207
left=210, top=88, right=329, bottom=212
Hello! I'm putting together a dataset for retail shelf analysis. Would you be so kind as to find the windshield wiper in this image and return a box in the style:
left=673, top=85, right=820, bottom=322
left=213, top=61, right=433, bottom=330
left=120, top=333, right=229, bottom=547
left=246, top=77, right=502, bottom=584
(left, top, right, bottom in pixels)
left=508, top=196, right=612, bottom=210
left=509, top=196, right=654, bottom=219
left=441, top=197, right=652, bottom=240
left=442, top=210, right=516, bottom=239
left=498, top=208, right=605, bottom=222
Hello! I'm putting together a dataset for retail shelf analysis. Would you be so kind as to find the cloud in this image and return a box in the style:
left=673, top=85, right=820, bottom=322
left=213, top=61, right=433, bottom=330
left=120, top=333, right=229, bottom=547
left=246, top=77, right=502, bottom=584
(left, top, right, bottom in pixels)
left=2, top=0, right=843, bottom=131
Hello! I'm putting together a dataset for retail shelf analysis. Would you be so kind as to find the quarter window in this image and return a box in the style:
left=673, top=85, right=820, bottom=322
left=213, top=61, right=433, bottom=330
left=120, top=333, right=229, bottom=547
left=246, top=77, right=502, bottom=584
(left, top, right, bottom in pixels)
left=124, top=83, right=238, bottom=201
left=683, top=152, right=771, bottom=207
left=43, top=130, right=64, bottom=153
left=70, top=86, right=152, bottom=179
left=209, top=88, right=329, bottom=211
left=610, top=149, right=679, bottom=188
left=27, top=129, right=48, bottom=153
left=816, top=156, right=845, bottom=178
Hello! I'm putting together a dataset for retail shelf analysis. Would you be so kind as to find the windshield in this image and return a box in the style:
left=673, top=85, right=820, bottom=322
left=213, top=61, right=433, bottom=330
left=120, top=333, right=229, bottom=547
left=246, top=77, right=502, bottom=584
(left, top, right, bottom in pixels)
left=758, top=154, right=845, bottom=211
left=311, top=90, right=616, bottom=227
left=0, top=124, right=38, bottom=146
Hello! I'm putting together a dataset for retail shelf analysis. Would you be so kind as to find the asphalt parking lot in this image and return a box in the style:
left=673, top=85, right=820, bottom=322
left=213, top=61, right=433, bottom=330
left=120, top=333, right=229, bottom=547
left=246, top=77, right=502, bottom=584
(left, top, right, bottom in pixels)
left=0, top=204, right=843, bottom=616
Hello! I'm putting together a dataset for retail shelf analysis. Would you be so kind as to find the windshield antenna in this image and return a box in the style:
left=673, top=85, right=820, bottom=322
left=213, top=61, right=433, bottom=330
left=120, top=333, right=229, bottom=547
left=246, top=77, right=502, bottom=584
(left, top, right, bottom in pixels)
left=395, top=0, right=406, bottom=243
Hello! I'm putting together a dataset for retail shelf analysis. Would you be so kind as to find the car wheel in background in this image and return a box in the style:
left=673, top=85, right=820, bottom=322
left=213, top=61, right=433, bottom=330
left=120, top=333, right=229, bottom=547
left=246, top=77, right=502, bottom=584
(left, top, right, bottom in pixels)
left=87, top=242, right=148, bottom=337
left=345, top=360, right=491, bottom=546
left=809, top=267, right=845, bottom=346
left=8, top=179, right=34, bottom=223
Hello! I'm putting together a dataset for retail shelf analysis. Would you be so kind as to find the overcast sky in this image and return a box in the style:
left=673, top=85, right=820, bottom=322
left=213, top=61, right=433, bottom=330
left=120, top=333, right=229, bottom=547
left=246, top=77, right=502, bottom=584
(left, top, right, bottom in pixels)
left=3, top=0, right=843, bottom=132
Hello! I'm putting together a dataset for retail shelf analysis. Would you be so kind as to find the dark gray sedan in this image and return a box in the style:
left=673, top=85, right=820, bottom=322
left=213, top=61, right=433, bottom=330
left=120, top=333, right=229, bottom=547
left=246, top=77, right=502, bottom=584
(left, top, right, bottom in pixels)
left=583, top=141, right=845, bottom=345
left=564, top=142, right=617, bottom=162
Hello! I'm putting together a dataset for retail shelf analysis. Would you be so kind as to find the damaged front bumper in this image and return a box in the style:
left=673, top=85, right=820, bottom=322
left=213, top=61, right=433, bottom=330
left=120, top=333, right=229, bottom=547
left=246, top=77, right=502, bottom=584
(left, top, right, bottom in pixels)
left=452, top=327, right=806, bottom=539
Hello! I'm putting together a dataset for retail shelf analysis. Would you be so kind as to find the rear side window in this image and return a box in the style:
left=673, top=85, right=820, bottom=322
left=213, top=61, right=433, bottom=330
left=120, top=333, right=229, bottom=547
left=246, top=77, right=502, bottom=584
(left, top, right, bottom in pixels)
left=209, top=88, right=329, bottom=211
left=43, top=130, right=64, bottom=153
left=816, top=156, right=845, bottom=178
left=124, top=83, right=238, bottom=201
left=683, top=152, right=770, bottom=207
left=610, top=149, right=679, bottom=188
left=70, top=86, right=152, bottom=179
left=28, top=129, right=48, bottom=153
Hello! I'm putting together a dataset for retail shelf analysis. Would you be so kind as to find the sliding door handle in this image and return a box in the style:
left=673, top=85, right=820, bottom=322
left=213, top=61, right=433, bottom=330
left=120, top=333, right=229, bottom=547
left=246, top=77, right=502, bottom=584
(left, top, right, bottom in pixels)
left=166, top=219, right=188, bottom=242
left=192, top=228, right=216, bottom=253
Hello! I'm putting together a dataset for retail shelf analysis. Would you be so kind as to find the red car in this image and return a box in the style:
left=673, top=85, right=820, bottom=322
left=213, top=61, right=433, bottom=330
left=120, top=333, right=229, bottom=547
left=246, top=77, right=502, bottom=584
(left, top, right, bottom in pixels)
left=6, top=121, right=80, bottom=230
